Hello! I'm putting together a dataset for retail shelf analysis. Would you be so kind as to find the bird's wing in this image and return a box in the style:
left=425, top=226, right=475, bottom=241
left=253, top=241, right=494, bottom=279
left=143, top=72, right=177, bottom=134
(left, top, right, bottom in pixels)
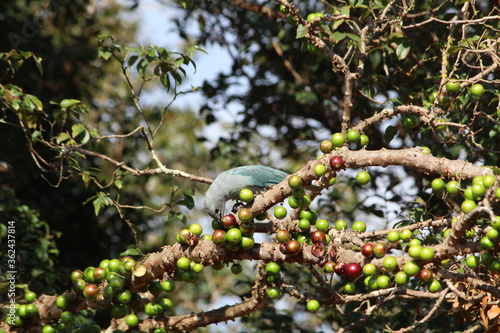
left=229, top=165, right=289, bottom=188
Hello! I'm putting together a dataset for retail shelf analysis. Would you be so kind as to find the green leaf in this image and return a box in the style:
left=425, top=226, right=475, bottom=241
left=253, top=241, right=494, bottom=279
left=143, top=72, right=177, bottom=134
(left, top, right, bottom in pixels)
left=296, top=24, right=307, bottom=39
left=182, top=195, right=195, bottom=210
left=114, top=180, right=123, bottom=190
left=82, top=172, right=91, bottom=188
left=332, top=31, right=347, bottom=42
left=92, top=192, right=113, bottom=216
left=383, top=125, right=398, bottom=144
left=56, top=132, right=70, bottom=144
left=136, top=58, right=148, bottom=77
left=98, top=47, right=113, bottom=61
left=396, top=43, right=411, bottom=60
left=71, top=124, right=86, bottom=138
left=60, top=99, right=81, bottom=108
left=33, top=56, right=43, bottom=76
left=120, top=248, right=141, bottom=257
left=294, top=91, right=317, bottom=105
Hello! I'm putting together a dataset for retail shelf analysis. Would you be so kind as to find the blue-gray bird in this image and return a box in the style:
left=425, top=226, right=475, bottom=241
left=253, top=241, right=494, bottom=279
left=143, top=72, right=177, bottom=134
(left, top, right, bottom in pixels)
left=204, top=165, right=289, bottom=219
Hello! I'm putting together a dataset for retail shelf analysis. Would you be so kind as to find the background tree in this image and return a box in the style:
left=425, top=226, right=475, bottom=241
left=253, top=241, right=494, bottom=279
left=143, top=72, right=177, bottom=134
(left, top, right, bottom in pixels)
left=1, top=0, right=500, bottom=332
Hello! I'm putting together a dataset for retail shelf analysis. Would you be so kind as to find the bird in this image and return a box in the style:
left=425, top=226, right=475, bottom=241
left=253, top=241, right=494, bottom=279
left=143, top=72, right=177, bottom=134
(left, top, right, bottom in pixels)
left=204, top=165, right=289, bottom=219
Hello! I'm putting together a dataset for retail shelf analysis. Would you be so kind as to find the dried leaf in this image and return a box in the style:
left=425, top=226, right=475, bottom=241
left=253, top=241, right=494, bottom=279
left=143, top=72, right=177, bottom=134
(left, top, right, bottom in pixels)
left=487, top=305, right=500, bottom=320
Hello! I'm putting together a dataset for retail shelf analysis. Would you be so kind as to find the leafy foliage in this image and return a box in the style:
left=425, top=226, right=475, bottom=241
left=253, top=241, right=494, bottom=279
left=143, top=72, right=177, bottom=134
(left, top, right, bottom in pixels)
left=1, top=0, right=500, bottom=332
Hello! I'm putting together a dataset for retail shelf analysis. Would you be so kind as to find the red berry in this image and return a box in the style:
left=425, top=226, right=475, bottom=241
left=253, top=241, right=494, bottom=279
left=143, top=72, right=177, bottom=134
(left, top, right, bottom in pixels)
left=310, top=230, right=327, bottom=244
left=361, top=243, right=374, bottom=256
left=330, top=156, right=345, bottom=170
left=334, top=262, right=347, bottom=276
left=221, top=214, right=237, bottom=229
left=345, top=263, right=362, bottom=282
left=285, top=239, right=301, bottom=255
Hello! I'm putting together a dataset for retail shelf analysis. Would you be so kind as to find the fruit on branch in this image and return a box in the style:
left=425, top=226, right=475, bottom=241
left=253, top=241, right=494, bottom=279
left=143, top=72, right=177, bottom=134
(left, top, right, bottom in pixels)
left=116, top=290, right=132, bottom=304
left=239, top=221, right=256, bottom=235
left=274, top=206, right=287, bottom=219
left=314, top=163, right=327, bottom=176
left=334, top=262, right=347, bottom=277
left=276, top=230, right=292, bottom=243
left=288, top=174, right=303, bottom=189
left=176, top=257, right=191, bottom=270
left=361, top=243, right=374, bottom=257
left=285, top=239, right=301, bottom=255
left=240, top=235, right=255, bottom=249
left=238, top=208, right=253, bottom=222
left=480, top=236, right=495, bottom=250
left=212, top=229, right=226, bottom=245
left=298, top=218, right=311, bottom=231
left=403, top=115, right=420, bottom=128
left=293, top=186, right=306, bottom=198
left=345, top=263, right=363, bottom=282
left=306, top=299, right=321, bottom=312
left=346, top=129, right=361, bottom=143
left=427, top=279, right=442, bottom=293
left=221, top=214, right=238, bottom=229
left=461, top=200, right=476, bottom=213
left=110, top=304, right=127, bottom=319
left=226, top=227, right=243, bottom=244
left=445, top=79, right=460, bottom=93
left=408, top=245, right=422, bottom=259
left=125, top=314, right=139, bottom=327
left=341, top=282, right=355, bottom=294
left=471, top=183, right=486, bottom=198
left=238, top=188, right=254, bottom=203
left=231, top=263, right=243, bottom=274
left=373, top=243, right=387, bottom=258
left=56, top=295, right=70, bottom=309
left=331, top=133, right=345, bottom=148
left=431, top=178, right=445, bottom=192
left=279, top=4, right=288, bottom=14
left=315, top=219, right=329, bottom=232
left=320, top=139, right=333, bottom=153
left=161, top=280, right=175, bottom=292
left=382, top=256, right=398, bottom=271
left=311, top=230, right=327, bottom=244
left=352, top=221, right=367, bottom=232
left=300, top=209, right=318, bottom=222
left=482, top=175, right=495, bottom=188
left=306, top=12, right=324, bottom=21
left=324, top=261, right=336, bottom=273
left=403, top=261, right=420, bottom=277
left=394, top=271, right=409, bottom=286
left=356, top=171, right=371, bottom=185
left=288, top=196, right=303, bottom=209
left=419, top=247, right=435, bottom=261
left=362, top=263, right=377, bottom=276
left=445, top=180, right=460, bottom=195
left=335, top=219, right=347, bottom=230
left=419, top=268, right=433, bottom=282
left=265, top=262, right=281, bottom=275
left=470, top=83, right=485, bottom=97
left=465, top=255, right=479, bottom=269
left=267, top=286, right=281, bottom=299
left=359, top=134, right=369, bottom=146
left=387, top=230, right=400, bottom=243
left=399, top=229, right=412, bottom=241
left=377, top=275, right=391, bottom=289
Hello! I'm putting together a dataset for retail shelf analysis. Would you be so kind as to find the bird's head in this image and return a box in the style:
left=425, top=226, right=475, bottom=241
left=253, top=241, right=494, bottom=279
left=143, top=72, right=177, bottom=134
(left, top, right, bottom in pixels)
left=204, top=191, right=225, bottom=220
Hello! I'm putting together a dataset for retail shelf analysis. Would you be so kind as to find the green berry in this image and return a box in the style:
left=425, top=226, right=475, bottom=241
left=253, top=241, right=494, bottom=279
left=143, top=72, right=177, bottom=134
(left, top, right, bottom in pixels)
left=306, top=299, right=320, bottom=312
left=346, top=129, right=361, bottom=143
left=355, top=171, right=371, bottom=185
left=176, top=257, right=191, bottom=270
